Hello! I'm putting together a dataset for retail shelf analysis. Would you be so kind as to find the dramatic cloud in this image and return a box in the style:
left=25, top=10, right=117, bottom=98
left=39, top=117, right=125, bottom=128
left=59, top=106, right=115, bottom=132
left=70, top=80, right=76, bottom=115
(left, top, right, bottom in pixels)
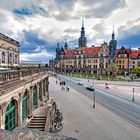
left=20, top=46, right=54, bottom=62
left=0, top=0, right=139, bottom=62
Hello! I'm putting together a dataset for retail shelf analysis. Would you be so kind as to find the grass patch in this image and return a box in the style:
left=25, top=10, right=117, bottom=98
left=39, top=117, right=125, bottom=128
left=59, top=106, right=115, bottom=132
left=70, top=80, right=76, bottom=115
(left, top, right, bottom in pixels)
left=64, top=73, right=129, bottom=81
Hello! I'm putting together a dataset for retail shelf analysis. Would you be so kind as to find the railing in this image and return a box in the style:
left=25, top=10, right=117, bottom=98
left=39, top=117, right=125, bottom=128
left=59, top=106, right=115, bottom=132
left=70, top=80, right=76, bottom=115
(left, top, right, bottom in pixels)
left=0, top=68, right=48, bottom=95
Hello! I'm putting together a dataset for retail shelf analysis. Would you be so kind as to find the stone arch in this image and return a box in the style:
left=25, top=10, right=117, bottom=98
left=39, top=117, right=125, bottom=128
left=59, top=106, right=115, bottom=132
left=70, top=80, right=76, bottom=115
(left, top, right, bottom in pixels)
left=22, top=89, right=29, bottom=123
left=4, top=98, right=18, bottom=131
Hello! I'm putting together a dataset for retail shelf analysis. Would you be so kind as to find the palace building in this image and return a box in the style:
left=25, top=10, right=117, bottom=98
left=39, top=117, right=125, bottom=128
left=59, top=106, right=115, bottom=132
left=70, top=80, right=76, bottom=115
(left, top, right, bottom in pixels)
left=0, top=33, right=58, bottom=132
left=54, top=20, right=140, bottom=75
left=0, top=33, right=20, bottom=68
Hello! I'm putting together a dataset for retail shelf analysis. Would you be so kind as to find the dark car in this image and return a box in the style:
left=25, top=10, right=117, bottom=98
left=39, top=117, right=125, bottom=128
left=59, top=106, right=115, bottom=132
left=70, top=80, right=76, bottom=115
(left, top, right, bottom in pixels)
left=86, top=86, right=95, bottom=91
left=77, top=82, right=83, bottom=85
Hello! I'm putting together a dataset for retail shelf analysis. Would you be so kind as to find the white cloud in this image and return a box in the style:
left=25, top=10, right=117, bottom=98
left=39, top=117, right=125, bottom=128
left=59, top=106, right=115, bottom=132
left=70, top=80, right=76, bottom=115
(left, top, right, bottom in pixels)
left=20, top=46, right=53, bottom=62
left=0, top=0, right=140, bottom=61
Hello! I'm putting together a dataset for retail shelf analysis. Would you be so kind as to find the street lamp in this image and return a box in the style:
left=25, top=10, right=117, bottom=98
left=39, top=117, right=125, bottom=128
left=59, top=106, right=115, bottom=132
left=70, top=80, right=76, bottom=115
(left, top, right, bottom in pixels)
left=93, top=90, right=95, bottom=108
left=132, top=88, right=135, bottom=101
left=92, top=75, right=95, bottom=108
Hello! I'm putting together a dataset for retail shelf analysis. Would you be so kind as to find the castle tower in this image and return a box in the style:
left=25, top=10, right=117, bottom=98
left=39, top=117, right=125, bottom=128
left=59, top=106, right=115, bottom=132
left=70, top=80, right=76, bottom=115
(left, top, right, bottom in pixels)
left=109, top=27, right=117, bottom=63
left=78, top=19, right=87, bottom=48
left=64, top=40, right=68, bottom=50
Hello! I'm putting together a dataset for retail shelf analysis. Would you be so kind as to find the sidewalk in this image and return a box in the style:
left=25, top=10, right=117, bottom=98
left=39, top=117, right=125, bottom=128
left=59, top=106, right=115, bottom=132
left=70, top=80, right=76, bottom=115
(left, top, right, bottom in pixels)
left=96, top=83, right=140, bottom=104
left=49, top=77, right=140, bottom=140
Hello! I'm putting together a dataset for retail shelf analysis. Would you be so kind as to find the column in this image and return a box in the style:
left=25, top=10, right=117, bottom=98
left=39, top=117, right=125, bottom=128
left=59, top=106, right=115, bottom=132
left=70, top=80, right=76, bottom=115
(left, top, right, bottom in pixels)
left=18, top=92, right=22, bottom=127
left=46, top=77, right=49, bottom=100
left=28, top=86, right=33, bottom=118
left=44, top=79, right=46, bottom=96
left=37, top=82, right=40, bottom=107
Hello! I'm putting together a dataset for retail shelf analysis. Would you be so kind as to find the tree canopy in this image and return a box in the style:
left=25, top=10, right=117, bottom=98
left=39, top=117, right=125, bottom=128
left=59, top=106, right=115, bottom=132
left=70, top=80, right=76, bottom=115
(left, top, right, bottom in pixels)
left=131, top=66, right=140, bottom=76
left=107, top=63, right=118, bottom=77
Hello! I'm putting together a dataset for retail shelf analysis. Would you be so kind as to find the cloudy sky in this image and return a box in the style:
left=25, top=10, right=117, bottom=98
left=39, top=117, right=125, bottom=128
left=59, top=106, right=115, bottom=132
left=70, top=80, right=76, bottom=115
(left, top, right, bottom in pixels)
left=0, top=0, right=140, bottom=63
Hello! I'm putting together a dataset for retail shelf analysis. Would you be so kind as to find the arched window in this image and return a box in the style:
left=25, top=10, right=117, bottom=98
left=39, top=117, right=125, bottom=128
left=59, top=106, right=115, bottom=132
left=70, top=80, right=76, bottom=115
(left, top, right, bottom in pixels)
left=5, top=99, right=18, bottom=131
left=9, top=53, right=12, bottom=63
left=2, top=52, right=5, bottom=63
left=22, top=90, right=28, bottom=122
left=15, top=54, right=17, bottom=64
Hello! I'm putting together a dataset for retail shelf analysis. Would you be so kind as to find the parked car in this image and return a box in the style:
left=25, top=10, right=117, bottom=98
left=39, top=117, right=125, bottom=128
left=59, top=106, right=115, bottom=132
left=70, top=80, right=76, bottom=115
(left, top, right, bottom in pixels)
left=77, top=82, right=83, bottom=85
left=86, top=86, right=95, bottom=91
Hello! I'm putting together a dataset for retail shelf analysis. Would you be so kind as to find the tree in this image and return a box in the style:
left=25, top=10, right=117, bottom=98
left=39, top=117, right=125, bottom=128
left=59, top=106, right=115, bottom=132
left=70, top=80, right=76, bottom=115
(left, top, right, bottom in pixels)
left=107, top=63, right=118, bottom=77
left=131, top=67, right=140, bottom=77
left=117, top=69, right=125, bottom=75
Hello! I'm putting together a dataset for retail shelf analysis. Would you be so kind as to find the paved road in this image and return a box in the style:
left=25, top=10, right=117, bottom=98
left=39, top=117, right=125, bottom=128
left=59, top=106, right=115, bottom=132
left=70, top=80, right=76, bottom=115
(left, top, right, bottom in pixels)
left=58, top=75, right=140, bottom=129
left=49, top=76, right=140, bottom=140
left=70, top=77, right=140, bottom=104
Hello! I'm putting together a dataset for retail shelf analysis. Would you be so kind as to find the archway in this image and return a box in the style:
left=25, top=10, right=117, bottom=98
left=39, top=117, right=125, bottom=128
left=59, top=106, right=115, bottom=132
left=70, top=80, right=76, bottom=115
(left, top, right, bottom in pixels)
left=32, top=85, right=37, bottom=110
left=39, top=82, right=42, bottom=101
left=22, top=90, right=28, bottom=123
left=5, top=99, right=18, bottom=131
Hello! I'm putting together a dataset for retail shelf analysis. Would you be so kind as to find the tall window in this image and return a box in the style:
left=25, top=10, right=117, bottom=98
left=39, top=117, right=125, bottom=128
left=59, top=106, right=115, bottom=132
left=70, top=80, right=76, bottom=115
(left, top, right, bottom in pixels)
left=2, top=52, right=5, bottom=63
left=9, top=53, right=12, bottom=63
left=15, top=54, right=17, bottom=64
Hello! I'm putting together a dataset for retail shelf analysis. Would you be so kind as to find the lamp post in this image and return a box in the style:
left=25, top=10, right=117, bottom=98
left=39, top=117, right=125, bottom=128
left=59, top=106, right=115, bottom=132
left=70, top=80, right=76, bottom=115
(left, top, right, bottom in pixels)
left=132, top=88, right=135, bottom=101
left=92, top=75, right=95, bottom=108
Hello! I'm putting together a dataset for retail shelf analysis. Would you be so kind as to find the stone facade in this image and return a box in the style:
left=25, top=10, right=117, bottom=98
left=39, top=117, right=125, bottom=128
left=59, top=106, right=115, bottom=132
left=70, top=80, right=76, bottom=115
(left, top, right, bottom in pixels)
left=0, top=69, right=49, bottom=130
left=0, top=33, right=20, bottom=68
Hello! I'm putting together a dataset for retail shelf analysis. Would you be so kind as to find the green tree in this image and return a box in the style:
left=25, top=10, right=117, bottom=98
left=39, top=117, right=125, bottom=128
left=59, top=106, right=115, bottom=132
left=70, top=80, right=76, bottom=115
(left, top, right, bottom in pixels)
left=107, top=63, right=118, bottom=77
left=117, top=69, right=125, bottom=75
left=131, top=67, right=140, bottom=76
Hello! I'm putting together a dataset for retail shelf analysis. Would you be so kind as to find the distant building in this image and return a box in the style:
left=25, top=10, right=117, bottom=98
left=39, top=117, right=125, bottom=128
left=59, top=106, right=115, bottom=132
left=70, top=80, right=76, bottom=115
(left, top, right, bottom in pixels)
left=0, top=33, right=20, bottom=68
left=20, top=61, right=43, bottom=69
left=54, top=20, right=140, bottom=76
left=49, top=59, right=55, bottom=71
left=130, top=49, right=140, bottom=69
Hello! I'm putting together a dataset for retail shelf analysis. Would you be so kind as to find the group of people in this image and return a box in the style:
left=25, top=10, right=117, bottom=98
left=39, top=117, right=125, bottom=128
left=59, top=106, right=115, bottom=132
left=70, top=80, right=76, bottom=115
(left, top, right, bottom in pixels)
left=56, top=79, right=70, bottom=92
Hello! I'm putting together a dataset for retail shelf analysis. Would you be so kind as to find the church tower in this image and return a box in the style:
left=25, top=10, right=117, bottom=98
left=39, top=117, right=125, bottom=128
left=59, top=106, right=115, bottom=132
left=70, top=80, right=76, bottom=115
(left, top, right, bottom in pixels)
left=78, top=19, right=87, bottom=48
left=56, top=41, right=61, bottom=60
left=64, top=40, right=68, bottom=50
left=109, top=28, right=117, bottom=63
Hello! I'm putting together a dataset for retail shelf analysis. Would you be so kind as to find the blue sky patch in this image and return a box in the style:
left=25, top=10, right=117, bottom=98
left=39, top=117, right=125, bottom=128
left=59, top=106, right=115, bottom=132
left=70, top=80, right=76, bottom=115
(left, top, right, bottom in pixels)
left=118, top=34, right=140, bottom=48
left=14, top=8, right=33, bottom=16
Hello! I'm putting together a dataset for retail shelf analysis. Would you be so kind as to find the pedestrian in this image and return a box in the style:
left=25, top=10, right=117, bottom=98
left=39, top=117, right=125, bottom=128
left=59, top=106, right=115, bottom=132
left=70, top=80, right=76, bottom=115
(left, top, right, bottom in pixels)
left=66, top=87, right=69, bottom=92
left=64, top=81, right=66, bottom=86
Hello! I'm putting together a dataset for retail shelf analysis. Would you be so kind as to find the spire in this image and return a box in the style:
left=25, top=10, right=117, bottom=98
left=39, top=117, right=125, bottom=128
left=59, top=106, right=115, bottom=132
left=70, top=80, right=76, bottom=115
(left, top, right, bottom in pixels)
left=78, top=18, right=87, bottom=48
left=64, top=39, right=68, bottom=50
left=82, top=18, right=84, bottom=28
left=112, top=26, right=115, bottom=39
left=80, top=18, right=85, bottom=37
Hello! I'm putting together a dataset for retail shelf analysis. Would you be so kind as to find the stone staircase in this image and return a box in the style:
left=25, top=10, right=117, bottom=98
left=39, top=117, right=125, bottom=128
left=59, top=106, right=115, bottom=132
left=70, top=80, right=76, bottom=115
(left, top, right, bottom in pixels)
left=27, top=116, right=46, bottom=131
left=27, top=105, right=50, bottom=131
